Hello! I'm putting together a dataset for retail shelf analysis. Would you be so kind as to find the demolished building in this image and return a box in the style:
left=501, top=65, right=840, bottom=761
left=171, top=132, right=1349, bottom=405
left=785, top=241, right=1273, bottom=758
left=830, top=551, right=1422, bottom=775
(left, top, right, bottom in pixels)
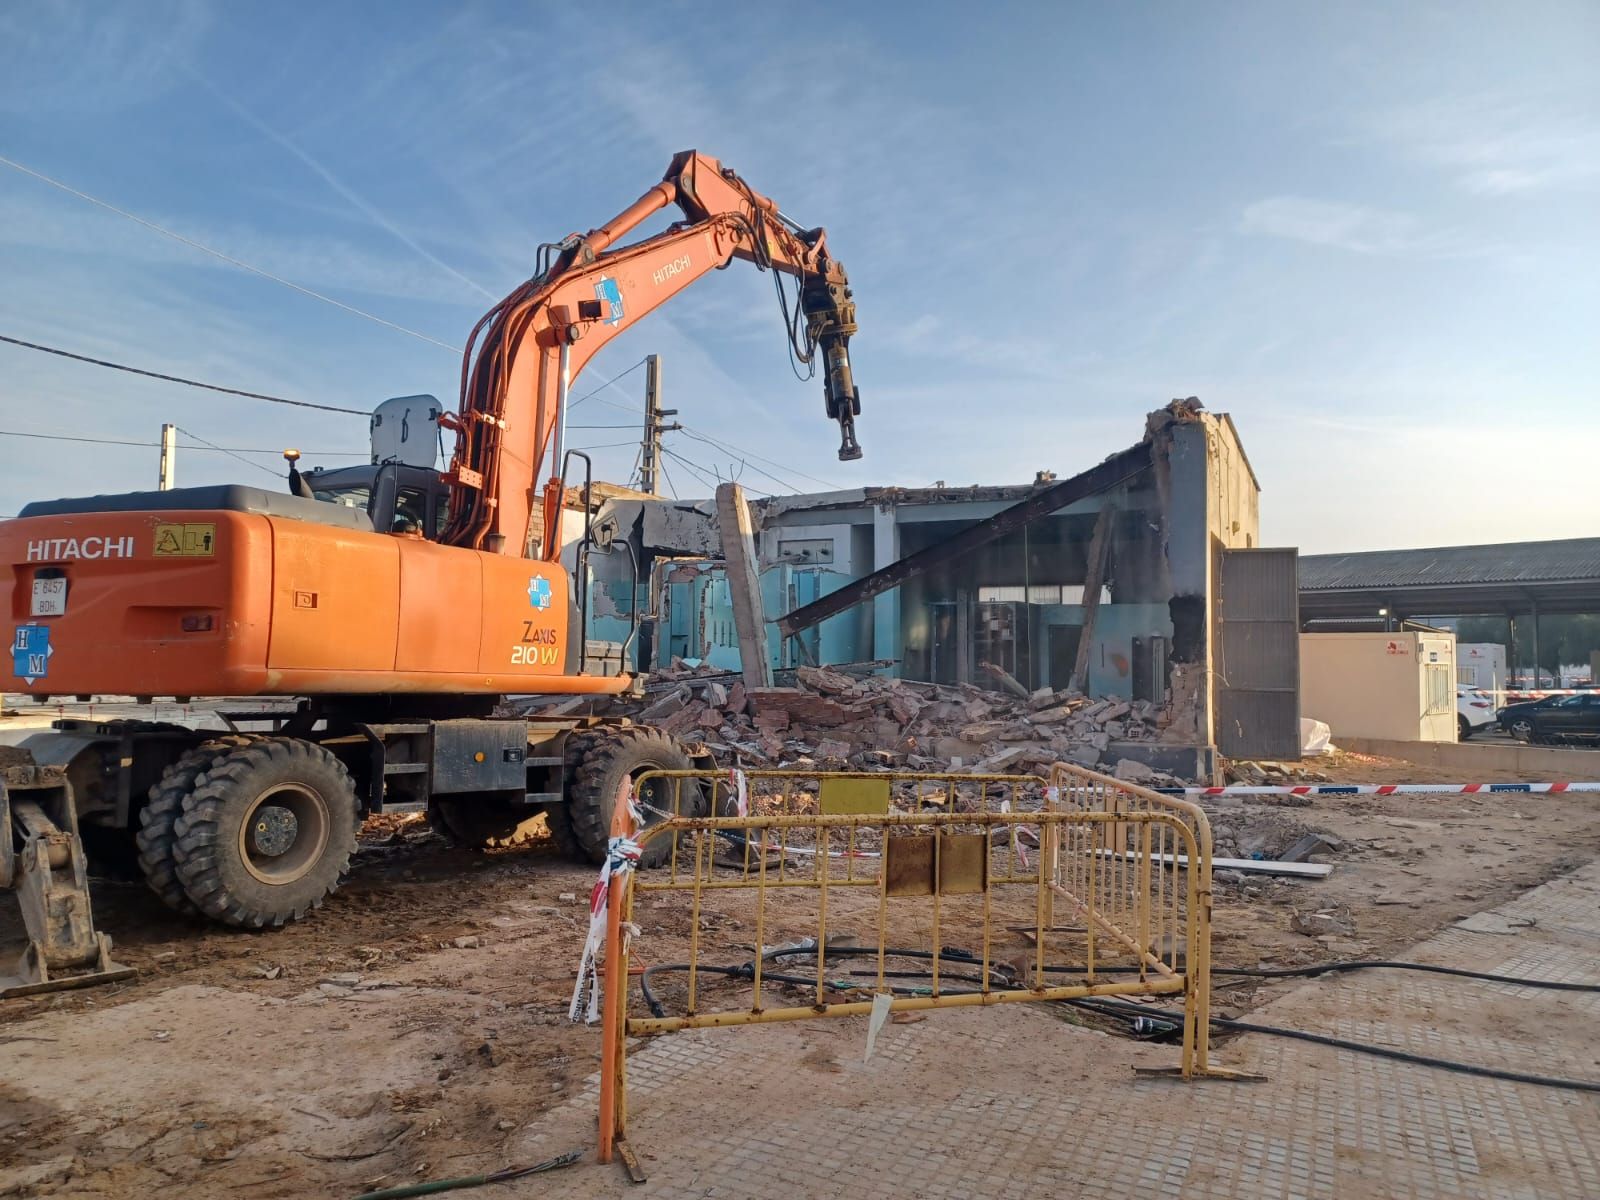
left=568, top=402, right=1298, bottom=780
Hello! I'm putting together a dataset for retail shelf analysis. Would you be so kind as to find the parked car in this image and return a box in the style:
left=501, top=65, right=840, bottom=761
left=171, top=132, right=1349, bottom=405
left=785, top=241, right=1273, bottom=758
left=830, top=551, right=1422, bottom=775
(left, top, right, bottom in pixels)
left=1456, top=687, right=1496, bottom=740
left=1501, top=693, right=1600, bottom=745
left=1497, top=694, right=1563, bottom=739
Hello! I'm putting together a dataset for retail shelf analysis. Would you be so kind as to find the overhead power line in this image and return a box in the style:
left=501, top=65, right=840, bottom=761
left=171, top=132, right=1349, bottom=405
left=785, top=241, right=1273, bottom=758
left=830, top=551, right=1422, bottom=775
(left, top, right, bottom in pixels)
left=0, top=153, right=461, bottom=353
left=679, top=427, right=808, bottom=494
left=0, top=335, right=369, bottom=414
left=176, top=426, right=284, bottom=480
left=567, top=358, right=649, bottom=410
left=0, top=428, right=359, bottom=455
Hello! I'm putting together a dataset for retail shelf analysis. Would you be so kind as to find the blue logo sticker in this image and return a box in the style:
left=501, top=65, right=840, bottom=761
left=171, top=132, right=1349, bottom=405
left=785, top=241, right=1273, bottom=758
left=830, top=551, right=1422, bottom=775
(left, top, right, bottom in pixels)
left=527, top=575, right=553, bottom=610
left=593, top=275, right=623, bottom=326
left=12, top=624, right=52, bottom=684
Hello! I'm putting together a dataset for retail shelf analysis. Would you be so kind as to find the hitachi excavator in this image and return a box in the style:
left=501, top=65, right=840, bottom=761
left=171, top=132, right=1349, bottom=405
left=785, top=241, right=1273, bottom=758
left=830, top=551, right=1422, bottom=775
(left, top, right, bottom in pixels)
left=0, top=151, right=862, bottom=994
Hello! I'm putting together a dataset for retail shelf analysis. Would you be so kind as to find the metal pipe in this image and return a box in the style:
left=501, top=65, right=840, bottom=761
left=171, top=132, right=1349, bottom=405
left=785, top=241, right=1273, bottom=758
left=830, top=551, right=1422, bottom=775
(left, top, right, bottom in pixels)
left=551, top=338, right=572, bottom=487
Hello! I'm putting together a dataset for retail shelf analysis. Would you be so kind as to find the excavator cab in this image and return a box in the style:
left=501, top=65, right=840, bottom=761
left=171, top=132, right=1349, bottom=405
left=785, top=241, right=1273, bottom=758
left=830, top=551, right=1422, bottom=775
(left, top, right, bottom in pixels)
left=283, top=395, right=452, bottom=538
left=297, top=462, right=451, bottom=539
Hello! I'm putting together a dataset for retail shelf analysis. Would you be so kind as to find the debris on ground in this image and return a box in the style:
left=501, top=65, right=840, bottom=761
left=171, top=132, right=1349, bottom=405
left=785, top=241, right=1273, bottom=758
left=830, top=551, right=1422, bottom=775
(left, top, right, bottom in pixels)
left=558, top=661, right=1178, bottom=778
left=1223, top=759, right=1333, bottom=785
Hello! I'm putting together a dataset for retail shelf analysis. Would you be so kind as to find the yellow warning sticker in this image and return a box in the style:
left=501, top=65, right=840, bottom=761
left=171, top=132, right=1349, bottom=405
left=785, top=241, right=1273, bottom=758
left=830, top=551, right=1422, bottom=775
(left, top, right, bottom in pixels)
left=153, top=523, right=217, bottom=557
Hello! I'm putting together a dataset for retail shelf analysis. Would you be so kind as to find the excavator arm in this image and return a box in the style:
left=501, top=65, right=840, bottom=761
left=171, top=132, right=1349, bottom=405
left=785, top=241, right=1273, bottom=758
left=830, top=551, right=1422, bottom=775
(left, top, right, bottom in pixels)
left=440, top=151, right=861, bottom=558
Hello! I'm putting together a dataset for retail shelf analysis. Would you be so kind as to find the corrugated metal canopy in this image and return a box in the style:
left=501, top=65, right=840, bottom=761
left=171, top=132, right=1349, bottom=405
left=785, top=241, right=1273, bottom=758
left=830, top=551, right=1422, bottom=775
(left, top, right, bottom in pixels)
left=1300, top=538, right=1600, bottom=590
left=1298, top=537, right=1600, bottom=620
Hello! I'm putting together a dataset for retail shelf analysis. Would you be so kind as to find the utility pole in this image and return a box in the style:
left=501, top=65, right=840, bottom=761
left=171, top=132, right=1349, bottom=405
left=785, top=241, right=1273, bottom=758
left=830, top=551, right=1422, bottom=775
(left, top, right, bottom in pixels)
left=157, top=423, right=177, bottom=491
left=638, top=354, right=680, bottom=495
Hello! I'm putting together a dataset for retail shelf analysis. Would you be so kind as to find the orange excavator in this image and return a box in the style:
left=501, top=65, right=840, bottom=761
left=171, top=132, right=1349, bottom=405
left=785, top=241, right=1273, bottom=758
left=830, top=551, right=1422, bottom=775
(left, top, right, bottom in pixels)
left=0, top=151, right=861, bottom=990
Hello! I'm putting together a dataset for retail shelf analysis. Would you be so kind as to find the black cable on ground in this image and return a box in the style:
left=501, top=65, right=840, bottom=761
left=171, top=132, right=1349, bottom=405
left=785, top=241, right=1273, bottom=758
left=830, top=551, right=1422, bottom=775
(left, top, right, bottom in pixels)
left=636, top=945, right=1600, bottom=1094
left=1067, top=996, right=1600, bottom=1095
left=1037, top=959, right=1600, bottom=993
left=638, top=961, right=988, bottom=1017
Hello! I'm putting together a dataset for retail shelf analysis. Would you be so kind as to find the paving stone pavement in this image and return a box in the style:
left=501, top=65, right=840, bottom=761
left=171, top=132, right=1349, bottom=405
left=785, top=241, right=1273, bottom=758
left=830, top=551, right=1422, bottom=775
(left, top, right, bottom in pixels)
left=512, top=862, right=1600, bottom=1199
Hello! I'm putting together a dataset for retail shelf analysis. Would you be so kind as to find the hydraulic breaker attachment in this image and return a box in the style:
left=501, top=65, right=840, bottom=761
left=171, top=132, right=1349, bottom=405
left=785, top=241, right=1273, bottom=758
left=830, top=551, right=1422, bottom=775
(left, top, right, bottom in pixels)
left=0, top=763, right=134, bottom=999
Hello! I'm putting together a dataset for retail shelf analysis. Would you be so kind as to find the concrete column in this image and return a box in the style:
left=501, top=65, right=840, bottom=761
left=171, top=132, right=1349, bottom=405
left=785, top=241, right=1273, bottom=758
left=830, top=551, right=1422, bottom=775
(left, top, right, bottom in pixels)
left=1530, top=601, right=1541, bottom=687
left=715, top=483, right=773, bottom=689
left=872, top=504, right=900, bottom=669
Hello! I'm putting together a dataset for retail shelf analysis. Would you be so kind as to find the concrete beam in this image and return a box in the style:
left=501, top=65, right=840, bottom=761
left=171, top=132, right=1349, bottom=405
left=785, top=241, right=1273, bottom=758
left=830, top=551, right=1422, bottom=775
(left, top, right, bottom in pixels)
left=715, top=483, right=773, bottom=689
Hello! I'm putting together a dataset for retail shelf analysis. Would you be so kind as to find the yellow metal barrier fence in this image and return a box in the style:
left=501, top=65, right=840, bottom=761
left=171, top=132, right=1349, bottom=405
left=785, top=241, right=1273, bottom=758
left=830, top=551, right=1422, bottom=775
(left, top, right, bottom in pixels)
left=595, top=766, right=1218, bottom=1162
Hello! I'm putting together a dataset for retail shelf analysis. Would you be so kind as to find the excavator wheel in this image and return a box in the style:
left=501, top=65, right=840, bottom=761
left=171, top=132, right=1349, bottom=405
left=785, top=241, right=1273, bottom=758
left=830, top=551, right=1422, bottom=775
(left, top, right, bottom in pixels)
left=428, top=797, right=546, bottom=850
left=563, top=727, right=700, bottom=867
left=136, top=733, right=267, bottom=916
left=172, top=738, right=361, bottom=929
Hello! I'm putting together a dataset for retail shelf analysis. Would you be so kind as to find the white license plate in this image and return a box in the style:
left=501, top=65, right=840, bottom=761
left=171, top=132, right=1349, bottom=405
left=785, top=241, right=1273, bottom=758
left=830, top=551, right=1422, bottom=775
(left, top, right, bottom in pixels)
left=31, top=577, right=67, bottom=617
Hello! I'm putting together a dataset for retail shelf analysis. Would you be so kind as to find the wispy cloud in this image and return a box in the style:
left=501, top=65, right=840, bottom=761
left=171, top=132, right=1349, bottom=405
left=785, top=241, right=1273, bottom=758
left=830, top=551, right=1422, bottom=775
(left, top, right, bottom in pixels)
left=1237, top=195, right=1467, bottom=256
left=0, top=185, right=481, bottom=311
left=0, top=2, right=212, bottom=114
left=187, top=71, right=500, bottom=302
left=1364, top=93, right=1600, bottom=196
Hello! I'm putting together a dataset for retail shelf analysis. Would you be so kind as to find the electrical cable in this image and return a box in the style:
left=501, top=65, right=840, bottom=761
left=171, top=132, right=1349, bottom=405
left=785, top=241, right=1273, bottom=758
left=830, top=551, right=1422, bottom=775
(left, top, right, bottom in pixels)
left=1066, top=996, right=1600, bottom=1095
left=0, top=156, right=461, bottom=353
left=575, top=380, right=839, bottom=492
left=659, top=446, right=726, bottom=493
left=678, top=427, right=809, bottom=494
left=0, top=428, right=360, bottom=455
left=0, top=335, right=369, bottom=414
left=175, top=426, right=283, bottom=480
left=566, top=358, right=649, bottom=411
left=639, top=944, right=1600, bottom=1094
left=1037, top=959, right=1600, bottom=993
left=639, top=943, right=998, bottom=1018
left=572, top=439, right=645, bottom=451
left=1216, top=960, right=1600, bottom=992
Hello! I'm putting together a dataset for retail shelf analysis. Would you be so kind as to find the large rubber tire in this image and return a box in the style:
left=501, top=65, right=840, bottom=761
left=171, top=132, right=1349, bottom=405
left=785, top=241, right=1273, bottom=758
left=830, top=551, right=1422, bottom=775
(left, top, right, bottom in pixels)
left=173, top=738, right=361, bottom=929
left=429, top=797, right=545, bottom=850
left=136, top=734, right=266, bottom=915
left=564, top=727, right=698, bottom=866
left=1508, top=718, right=1533, bottom=742
left=1458, top=715, right=1472, bottom=741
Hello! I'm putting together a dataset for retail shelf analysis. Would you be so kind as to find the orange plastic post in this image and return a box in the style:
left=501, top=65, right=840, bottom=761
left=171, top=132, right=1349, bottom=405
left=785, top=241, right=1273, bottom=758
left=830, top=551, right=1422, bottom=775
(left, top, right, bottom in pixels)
left=596, top=866, right=625, bottom=1162
left=596, top=781, right=635, bottom=1163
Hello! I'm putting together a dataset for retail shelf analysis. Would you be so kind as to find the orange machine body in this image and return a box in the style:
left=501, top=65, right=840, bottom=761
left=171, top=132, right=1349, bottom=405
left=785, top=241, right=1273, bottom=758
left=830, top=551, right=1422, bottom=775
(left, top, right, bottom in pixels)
left=2, top=510, right=628, bottom=698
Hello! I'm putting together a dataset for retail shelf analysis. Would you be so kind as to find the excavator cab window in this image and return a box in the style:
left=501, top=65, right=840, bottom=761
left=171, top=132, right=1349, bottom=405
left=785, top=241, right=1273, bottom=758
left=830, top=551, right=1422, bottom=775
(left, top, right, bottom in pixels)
left=393, top=487, right=428, bottom=534
left=313, top=484, right=372, bottom=511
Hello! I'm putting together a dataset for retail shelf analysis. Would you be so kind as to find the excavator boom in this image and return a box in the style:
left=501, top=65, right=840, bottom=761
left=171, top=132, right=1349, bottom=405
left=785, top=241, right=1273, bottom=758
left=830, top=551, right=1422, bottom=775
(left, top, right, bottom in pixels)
left=441, top=151, right=861, bottom=558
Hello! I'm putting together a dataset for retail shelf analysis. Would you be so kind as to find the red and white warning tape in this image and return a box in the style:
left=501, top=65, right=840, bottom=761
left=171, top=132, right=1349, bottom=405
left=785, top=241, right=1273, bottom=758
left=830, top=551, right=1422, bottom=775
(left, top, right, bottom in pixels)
left=1155, top=782, right=1600, bottom=797
left=568, top=790, right=645, bottom=1025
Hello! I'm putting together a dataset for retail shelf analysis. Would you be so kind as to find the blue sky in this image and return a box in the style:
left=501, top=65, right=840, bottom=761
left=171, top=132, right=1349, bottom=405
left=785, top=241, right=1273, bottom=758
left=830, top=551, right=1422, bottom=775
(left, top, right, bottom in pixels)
left=1, top=1, right=1595, bottom=552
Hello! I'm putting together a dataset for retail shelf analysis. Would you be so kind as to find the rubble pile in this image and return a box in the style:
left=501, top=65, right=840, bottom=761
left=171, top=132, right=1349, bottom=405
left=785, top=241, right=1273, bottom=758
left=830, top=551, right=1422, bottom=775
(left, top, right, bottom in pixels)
left=618, top=663, right=1171, bottom=776
left=1223, top=760, right=1333, bottom=786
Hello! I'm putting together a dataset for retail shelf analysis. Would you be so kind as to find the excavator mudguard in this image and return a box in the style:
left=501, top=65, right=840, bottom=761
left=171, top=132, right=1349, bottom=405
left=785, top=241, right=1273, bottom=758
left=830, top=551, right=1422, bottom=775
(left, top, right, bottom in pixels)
left=0, top=763, right=134, bottom=999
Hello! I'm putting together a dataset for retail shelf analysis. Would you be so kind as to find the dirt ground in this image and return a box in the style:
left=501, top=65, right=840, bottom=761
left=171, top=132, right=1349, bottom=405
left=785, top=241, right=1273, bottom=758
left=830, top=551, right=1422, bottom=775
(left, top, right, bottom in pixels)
left=4, top=749, right=1600, bottom=1198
